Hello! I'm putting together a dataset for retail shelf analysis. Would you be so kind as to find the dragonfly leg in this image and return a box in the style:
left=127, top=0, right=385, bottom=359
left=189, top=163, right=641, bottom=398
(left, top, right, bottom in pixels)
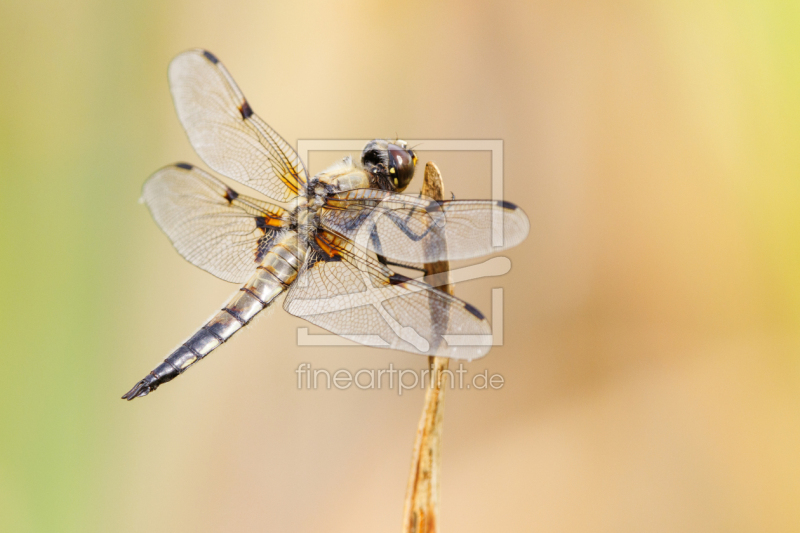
left=377, top=254, right=427, bottom=273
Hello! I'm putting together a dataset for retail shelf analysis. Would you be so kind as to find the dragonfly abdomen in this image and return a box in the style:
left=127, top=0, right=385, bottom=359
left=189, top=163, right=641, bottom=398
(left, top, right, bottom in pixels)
left=122, top=232, right=304, bottom=400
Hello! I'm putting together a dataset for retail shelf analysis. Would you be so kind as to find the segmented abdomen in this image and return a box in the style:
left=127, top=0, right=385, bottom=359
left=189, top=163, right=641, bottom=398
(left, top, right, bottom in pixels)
left=122, top=232, right=304, bottom=400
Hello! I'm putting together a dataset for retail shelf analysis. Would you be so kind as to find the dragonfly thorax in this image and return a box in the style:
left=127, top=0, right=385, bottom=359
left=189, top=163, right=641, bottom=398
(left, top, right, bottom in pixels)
left=288, top=195, right=313, bottom=234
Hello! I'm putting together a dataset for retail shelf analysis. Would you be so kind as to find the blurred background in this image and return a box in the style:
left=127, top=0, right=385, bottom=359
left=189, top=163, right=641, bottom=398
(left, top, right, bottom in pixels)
left=1, top=1, right=799, bottom=531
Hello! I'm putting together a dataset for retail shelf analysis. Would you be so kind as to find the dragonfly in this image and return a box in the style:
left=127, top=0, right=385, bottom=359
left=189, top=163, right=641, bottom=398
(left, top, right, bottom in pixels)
left=122, top=49, right=529, bottom=400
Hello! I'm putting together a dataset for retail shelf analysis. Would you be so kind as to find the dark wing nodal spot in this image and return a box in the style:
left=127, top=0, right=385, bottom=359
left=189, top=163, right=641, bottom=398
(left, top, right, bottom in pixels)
left=463, top=302, right=485, bottom=320
left=497, top=200, right=518, bottom=210
left=255, top=217, right=268, bottom=232
left=239, top=101, right=253, bottom=119
left=202, top=50, right=219, bottom=64
left=389, top=273, right=413, bottom=286
left=175, top=162, right=193, bottom=170
left=224, top=187, right=239, bottom=203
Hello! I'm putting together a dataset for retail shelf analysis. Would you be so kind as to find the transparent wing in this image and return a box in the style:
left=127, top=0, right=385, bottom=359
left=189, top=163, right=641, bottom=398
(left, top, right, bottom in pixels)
left=168, top=49, right=307, bottom=202
left=320, top=189, right=529, bottom=263
left=142, top=162, right=289, bottom=283
left=283, top=230, right=492, bottom=360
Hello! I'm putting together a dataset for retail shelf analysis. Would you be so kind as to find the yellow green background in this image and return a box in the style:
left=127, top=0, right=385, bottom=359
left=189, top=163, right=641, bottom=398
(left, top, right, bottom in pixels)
left=1, top=1, right=799, bottom=531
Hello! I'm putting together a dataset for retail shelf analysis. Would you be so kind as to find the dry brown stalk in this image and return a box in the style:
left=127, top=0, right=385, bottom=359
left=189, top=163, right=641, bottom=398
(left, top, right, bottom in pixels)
left=402, top=162, right=453, bottom=533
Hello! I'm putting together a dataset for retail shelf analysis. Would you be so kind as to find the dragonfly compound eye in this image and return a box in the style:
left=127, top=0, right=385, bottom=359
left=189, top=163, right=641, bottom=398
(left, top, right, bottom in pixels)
left=387, top=143, right=416, bottom=192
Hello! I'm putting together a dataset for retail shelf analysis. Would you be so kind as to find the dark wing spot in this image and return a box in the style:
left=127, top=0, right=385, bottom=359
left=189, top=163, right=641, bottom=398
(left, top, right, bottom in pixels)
left=254, top=236, right=270, bottom=263
left=239, top=101, right=253, bottom=119
left=255, top=217, right=268, bottom=232
left=463, top=302, right=485, bottom=320
left=175, top=162, right=193, bottom=170
left=306, top=241, right=341, bottom=265
left=497, top=200, right=518, bottom=210
left=223, top=187, right=239, bottom=203
left=389, top=273, right=413, bottom=286
left=202, top=50, right=219, bottom=64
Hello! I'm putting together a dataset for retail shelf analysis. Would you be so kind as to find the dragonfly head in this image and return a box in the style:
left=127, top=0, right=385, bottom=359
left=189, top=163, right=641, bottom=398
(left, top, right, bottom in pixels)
left=361, top=139, right=417, bottom=193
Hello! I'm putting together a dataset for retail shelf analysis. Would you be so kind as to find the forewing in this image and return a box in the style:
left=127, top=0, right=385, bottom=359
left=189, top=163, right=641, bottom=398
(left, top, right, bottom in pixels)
left=283, top=231, right=491, bottom=360
left=168, top=49, right=307, bottom=201
left=142, top=163, right=288, bottom=283
left=321, top=189, right=530, bottom=263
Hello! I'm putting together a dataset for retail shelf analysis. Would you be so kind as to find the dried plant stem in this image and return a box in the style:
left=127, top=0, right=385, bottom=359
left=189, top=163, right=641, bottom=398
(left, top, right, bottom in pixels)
left=402, top=162, right=453, bottom=533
